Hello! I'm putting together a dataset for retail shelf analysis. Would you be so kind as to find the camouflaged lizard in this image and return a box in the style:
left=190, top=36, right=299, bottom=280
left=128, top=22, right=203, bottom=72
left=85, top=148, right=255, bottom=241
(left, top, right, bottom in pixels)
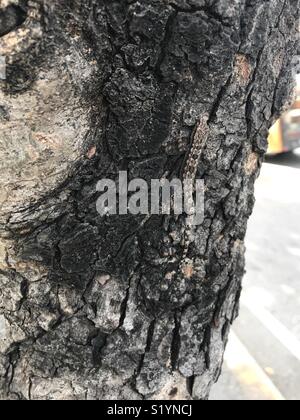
left=178, top=115, right=209, bottom=277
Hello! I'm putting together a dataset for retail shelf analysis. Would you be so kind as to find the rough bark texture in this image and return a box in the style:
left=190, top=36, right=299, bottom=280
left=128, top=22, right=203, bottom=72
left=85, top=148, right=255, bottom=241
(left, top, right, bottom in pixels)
left=0, top=0, right=298, bottom=400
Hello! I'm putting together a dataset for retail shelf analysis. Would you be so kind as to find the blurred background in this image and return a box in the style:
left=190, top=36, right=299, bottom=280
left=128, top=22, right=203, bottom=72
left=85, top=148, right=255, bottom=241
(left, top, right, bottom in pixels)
left=211, top=66, right=300, bottom=401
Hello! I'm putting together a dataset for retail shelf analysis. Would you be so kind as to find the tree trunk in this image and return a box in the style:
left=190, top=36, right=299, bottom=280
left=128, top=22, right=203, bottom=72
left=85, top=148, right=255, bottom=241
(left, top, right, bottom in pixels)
left=0, top=0, right=298, bottom=400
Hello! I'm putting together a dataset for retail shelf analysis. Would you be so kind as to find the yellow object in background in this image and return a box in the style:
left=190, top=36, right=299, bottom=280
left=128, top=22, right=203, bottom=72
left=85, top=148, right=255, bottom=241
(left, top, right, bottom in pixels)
left=268, top=99, right=300, bottom=155
left=268, top=119, right=284, bottom=155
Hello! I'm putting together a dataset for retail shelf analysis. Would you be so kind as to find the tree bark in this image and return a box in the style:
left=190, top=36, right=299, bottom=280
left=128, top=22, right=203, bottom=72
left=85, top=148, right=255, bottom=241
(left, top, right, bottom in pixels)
left=0, top=0, right=298, bottom=400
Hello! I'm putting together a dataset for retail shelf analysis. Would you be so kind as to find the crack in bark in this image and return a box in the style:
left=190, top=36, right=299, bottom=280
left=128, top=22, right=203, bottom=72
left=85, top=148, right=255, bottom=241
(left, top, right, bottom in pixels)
left=245, top=47, right=265, bottom=139
left=28, top=376, right=33, bottom=401
left=135, top=318, right=156, bottom=379
left=275, top=0, right=288, bottom=29
left=186, top=375, right=195, bottom=397
left=208, top=74, right=233, bottom=125
left=118, top=284, right=131, bottom=329
left=170, top=311, right=181, bottom=370
left=202, top=326, right=212, bottom=371
left=154, top=10, right=177, bottom=81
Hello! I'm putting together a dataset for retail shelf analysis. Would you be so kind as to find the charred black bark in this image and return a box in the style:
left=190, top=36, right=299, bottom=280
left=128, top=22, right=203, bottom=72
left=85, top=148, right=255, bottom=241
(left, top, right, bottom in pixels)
left=0, top=0, right=298, bottom=400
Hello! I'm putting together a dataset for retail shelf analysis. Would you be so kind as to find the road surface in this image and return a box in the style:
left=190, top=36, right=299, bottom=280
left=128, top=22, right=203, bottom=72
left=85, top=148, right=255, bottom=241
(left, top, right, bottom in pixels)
left=211, top=149, right=300, bottom=401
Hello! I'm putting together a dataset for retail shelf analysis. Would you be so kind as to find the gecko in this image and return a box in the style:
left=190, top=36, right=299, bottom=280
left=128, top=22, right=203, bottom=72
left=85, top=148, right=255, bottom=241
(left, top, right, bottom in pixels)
left=178, top=114, right=210, bottom=277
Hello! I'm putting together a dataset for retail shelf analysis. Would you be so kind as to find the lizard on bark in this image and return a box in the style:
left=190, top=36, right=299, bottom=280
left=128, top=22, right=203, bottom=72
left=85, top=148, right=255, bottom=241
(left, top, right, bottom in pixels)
left=178, top=115, right=209, bottom=278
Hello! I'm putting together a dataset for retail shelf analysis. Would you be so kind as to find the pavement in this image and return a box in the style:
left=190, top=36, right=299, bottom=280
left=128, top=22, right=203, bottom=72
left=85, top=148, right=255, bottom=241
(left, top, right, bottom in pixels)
left=210, top=149, right=300, bottom=401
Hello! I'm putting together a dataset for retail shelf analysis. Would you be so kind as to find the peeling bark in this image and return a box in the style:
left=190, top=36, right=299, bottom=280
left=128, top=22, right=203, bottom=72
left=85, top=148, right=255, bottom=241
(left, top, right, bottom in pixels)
left=0, top=0, right=299, bottom=400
